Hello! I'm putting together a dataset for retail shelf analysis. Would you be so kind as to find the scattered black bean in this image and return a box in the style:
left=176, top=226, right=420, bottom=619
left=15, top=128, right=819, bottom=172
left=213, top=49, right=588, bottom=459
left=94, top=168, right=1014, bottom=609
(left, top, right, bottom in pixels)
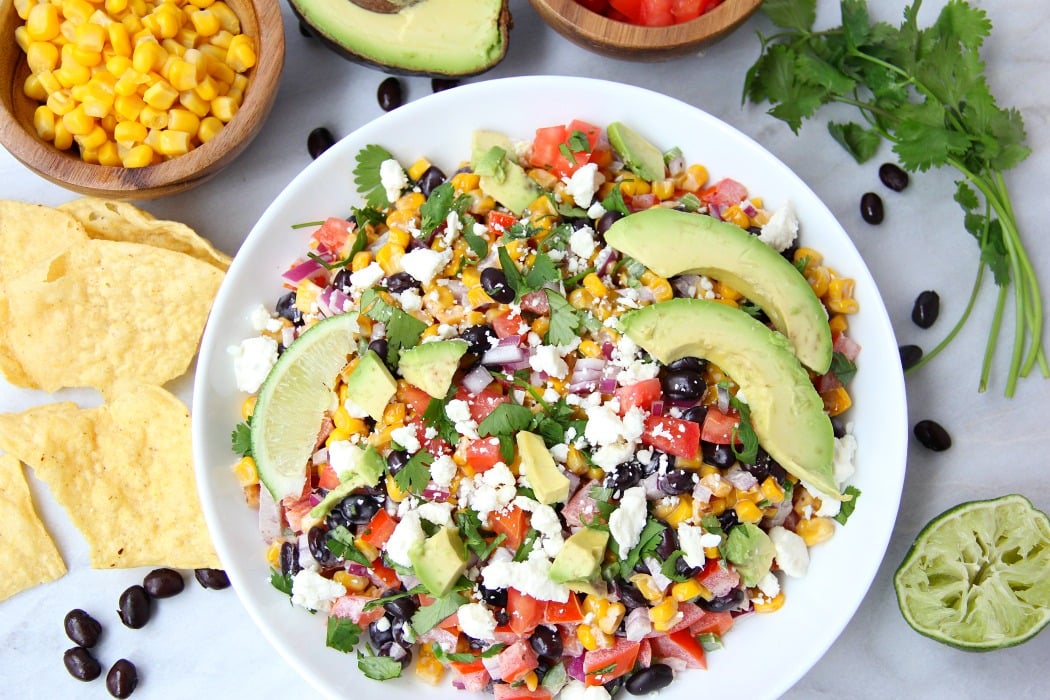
left=660, top=369, right=705, bottom=401
left=369, top=616, right=395, bottom=647
left=658, top=468, right=695, bottom=495
left=480, top=267, right=515, bottom=304
left=377, top=77, right=403, bottom=111
left=194, top=568, right=230, bottom=590
left=307, top=126, right=335, bottom=160
left=431, top=77, right=460, bottom=93
left=64, top=647, right=102, bottom=682
left=280, top=540, right=301, bottom=577
left=716, top=508, right=739, bottom=533
left=417, top=165, right=447, bottom=197
left=830, top=415, right=848, bottom=439
left=383, top=593, right=419, bottom=621
left=667, top=356, right=706, bottom=374
left=595, top=210, right=624, bottom=237
left=308, top=525, right=336, bottom=566
left=879, top=162, right=909, bottom=191
left=701, top=441, right=736, bottom=470
left=741, top=448, right=787, bottom=483
left=336, top=493, right=380, bottom=525
left=603, top=461, right=643, bottom=493
left=64, top=609, right=102, bottom=648
left=698, top=588, right=745, bottom=612
left=366, top=339, right=390, bottom=366
left=387, top=449, right=410, bottom=474
left=529, top=625, right=563, bottom=659
left=860, top=192, right=884, bottom=224
left=914, top=419, right=952, bottom=452
left=899, top=344, right=923, bottom=371
left=275, top=291, right=302, bottom=325
left=106, top=659, right=138, bottom=698
left=655, top=528, right=678, bottom=561
left=626, top=663, right=674, bottom=695
left=614, top=580, right=648, bottom=610
left=142, top=568, right=184, bottom=599
left=680, top=405, right=708, bottom=426
left=479, top=584, right=508, bottom=608
left=117, top=585, right=150, bottom=629
left=385, top=270, right=421, bottom=294
left=911, top=290, right=940, bottom=329
left=461, top=323, right=497, bottom=357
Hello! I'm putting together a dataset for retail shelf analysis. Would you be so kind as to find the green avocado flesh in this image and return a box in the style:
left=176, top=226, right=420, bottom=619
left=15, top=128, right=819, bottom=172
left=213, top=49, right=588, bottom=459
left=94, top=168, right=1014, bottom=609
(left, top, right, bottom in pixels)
left=605, top=208, right=833, bottom=374
left=290, top=0, right=509, bottom=77
left=619, top=299, right=839, bottom=498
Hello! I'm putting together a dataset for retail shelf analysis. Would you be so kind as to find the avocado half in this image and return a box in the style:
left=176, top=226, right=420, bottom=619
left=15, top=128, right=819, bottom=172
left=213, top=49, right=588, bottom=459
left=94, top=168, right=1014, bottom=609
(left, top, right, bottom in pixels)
left=291, top=0, right=512, bottom=77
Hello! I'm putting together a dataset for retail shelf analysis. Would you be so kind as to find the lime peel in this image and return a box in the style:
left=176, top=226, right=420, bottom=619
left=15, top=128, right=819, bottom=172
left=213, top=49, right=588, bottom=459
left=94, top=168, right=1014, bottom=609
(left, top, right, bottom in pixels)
left=894, top=494, right=1050, bottom=651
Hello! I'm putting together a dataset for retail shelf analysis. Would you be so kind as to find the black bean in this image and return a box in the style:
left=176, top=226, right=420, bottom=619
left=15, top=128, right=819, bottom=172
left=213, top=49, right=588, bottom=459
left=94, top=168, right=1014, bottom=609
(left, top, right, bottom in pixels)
left=367, top=339, right=390, bottom=367
left=337, top=493, right=380, bottom=525
left=387, top=449, right=409, bottom=474
left=667, top=356, right=706, bottom=374
left=431, top=78, right=459, bottom=93
left=106, top=659, right=138, bottom=698
left=64, top=609, right=102, bottom=648
left=660, top=369, right=705, bottom=401
left=626, top=663, right=674, bottom=695
left=64, top=647, right=102, bottom=682
left=654, top=528, right=678, bottom=561
left=741, top=448, right=787, bottom=483
left=716, top=508, right=739, bottom=532
left=275, top=291, right=302, bottom=325
left=914, top=419, right=951, bottom=451
left=675, top=553, right=700, bottom=578
left=194, top=568, right=231, bottom=590
left=143, top=568, right=184, bottom=599
left=604, top=677, right=627, bottom=696
left=603, top=461, right=643, bottom=492
left=879, top=162, right=909, bottom=192
left=701, top=441, right=736, bottom=470
left=529, top=625, right=563, bottom=659
left=899, top=344, right=923, bottom=371
left=479, top=585, right=508, bottom=608
left=369, top=616, right=395, bottom=646
left=117, top=585, right=150, bottom=629
left=308, top=525, right=336, bottom=566
left=480, top=267, right=515, bottom=304
left=912, top=290, right=940, bottom=329
left=658, top=468, right=695, bottom=495
left=830, top=415, right=847, bottom=439
left=639, top=450, right=674, bottom=476
left=680, top=405, right=708, bottom=426
left=860, top=192, right=884, bottom=224
left=615, top=580, right=648, bottom=609
left=698, top=588, right=745, bottom=612
left=417, top=165, right=447, bottom=197
left=385, top=270, right=420, bottom=294
left=384, top=593, right=419, bottom=621
left=596, top=210, right=624, bottom=237
left=307, top=126, right=335, bottom=160
left=280, top=541, right=300, bottom=577
left=461, top=323, right=497, bottom=357
left=377, top=77, right=403, bottom=111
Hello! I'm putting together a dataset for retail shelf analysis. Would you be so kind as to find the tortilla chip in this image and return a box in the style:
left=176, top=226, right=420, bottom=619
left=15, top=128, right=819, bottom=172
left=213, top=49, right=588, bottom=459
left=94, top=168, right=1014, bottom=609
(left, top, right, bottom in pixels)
left=58, top=197, right=231, bottom=271
left=0, top=383, right=220, bottom=569
left=3, top=239, right=224, bottom=393
left=0, top=453, right=67, bottom=601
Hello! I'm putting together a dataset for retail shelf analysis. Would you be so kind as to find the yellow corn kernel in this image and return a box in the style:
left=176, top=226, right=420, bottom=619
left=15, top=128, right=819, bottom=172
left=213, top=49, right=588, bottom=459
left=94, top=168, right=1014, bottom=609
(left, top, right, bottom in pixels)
left=232, top=455, right=258, bottom=487
left=132, top=38, right=166, bottom=73
left=348, top=250, right=372, bottom=273
left=671, top=578, right=712, bottom=603
left=652, top=178, right=676, bottom=201
left=649, top=597, right=680, bottom=632
left=139, top=104, right=168, bottom=129
left=354, top=537, right=380, bottom=562
left=59, top=104, right=93, bottom=135
left=225, top=34, right=255, bottom=71
left=187, top=0, right=216, bottom=9
left=793, top=247, right=823, bottom=274
left=796, top=517, right=835, bottom=547
left=264, top=540, right=282, bottom=568
left=523, top=671, right=539, bottom=692
left=114, top=93, right=145, bottom=122
left=75, top=124, right=108, bottom=152
left=647, top=275, right=674, bottom=303
left=382, top=402, right=406, bottom=427
left=596, top=602, right=626, bottom=635
left=619, top=178, right=651, bottom=197
left=33, top=105, right=56, bottom=141
left=734, top=499, right=764, bottom=525
left=386, top=228, right=412, bottom=252
left=688, top=163, right=709, bottom=187
left=821, top=386, right=852, bottom=417
left=826, top=278, right=859, bottom=314
left=451, top=172, right=479, bottom=192
left=385, top=472, right=406, bottom=503
left=192, top=74, right=219, bottom=101
left=568, top=287, right=595, bottom=311
left=210, top=94, right=238, bottom=122
left=164, top=57, right=198, bottom=91
left=404, top=157, right=431, bottom=182
left=576, top=624, right=611, bottom=651
left=586, top=466, right=604, bottom=482
left=23, top=73, right=48, bottom=102
left=210, top=1, right=240, bottom=33
left=165, top=107, right=199, bottom=134
left=760, top=476, right=785, bottom=505
left=565, top=446, right=588, bottom=476
left=581, top=272, right=609, bottom=299
left=179, top=87, right=211, bottom=117
left=196, top=114, right=223, bottom=143
left=628, top=573, right=665, bottom=602
left=805, top=265, right=831, bottom=299
left=414, top=644, right=446, bottom=685
left=26, top=3, right=61, bottom=42
left=240, top=395, right=257, bottom=420
left=142, top=80, right=178, bottom=110
left=753, top=591, right=786, bottom=613
left=26, top=40, right=60, bottom=74
left=828, top=314, right=849, bottom=336
left=658, top=494, right=694, bottom=527
left=578, top=339, right=602, bottom=358
left=121, top=142, right=153, bottom=167
left=721, top=205, right=750, bottom=229
left=13, top=0, right=34, bottom=21
left=186, top=7, right=220, bottom=36
left=332, top=571, right=369, bottom=594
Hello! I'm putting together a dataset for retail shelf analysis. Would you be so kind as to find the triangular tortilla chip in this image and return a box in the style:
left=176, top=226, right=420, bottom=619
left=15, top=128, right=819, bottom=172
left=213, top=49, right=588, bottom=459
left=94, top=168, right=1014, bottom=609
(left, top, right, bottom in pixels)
left=0, top=453, right=66, bottom=601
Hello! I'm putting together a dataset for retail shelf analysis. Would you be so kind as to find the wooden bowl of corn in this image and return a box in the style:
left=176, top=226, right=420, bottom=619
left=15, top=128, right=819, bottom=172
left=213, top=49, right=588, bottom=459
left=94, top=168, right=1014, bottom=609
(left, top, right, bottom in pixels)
left=0, top=0, right=284, bottom=199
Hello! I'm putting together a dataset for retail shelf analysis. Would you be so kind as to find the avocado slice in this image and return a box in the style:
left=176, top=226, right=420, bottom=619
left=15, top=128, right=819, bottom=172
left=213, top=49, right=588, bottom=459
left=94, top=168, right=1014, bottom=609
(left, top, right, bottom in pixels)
left=290, top=0, right=510, bottom=77
left=605, top=208, right=833, bottom=374
left=549, top=527, right=609, bottom=585
left=471, top=130, right=541, bottom=216
left=516, top=431, right=570, bottom=505
left=345, top=349, right=397, bottom=421
left=399, top=339, right=469, bottom=398
left=308, top=444, right=386, bottom=520
left=410, top=526, right=469, bottom=597
left=607, top=122, right=666, bottom=183
left=619, top=299, right=840, bottom=498
left=724, top=523, right=776, bottom=587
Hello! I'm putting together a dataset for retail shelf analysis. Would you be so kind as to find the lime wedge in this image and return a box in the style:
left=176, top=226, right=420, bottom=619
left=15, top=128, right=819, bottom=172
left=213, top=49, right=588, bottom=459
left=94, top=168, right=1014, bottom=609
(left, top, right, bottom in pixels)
left=251, top=312, right=359, bottom=502
left=894, top=494, right=1050, bottom=650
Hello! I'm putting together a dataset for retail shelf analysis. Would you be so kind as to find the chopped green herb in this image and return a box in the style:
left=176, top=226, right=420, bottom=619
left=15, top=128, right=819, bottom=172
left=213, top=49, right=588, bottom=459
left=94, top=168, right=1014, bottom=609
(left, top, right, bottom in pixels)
left=353, top=144, right=395, bottom=209
left=463, top=223, right=490, bottom=259
left=269, top=568, right=292, bottom=596
left=357, top=648, right=402, bottom=680
left=834, top=486, right=862, bottom=524
left=411, top=592, right=468, bottom=634
left=456, top=510, right=506, bottom=560
left=231, top=421, right=252, bottom=457
left=326, top=526, right=373, bottom=568
left=392, top=450, right=435, bottom=496
left=601, top=186, right=629, bottom=216
left=545, top=290, right=582, bottom=346
left=326, top=616, right=362, bottom=653
left=678, top=192, right=702, bottom=212
left=420, top=182, right=455, bottom=235
left=359, top=288, right=427, bottom=367
left=512, top=528, right=540, bottom=562
left=729, top=392, right=759, bottom=464
left=423, top=393, right=460, bottom=446
left=829, top=351, right=858, bottom=385
left=432, top=642, right=506, bottom=664
left=478, top=401, right=534, bottom=439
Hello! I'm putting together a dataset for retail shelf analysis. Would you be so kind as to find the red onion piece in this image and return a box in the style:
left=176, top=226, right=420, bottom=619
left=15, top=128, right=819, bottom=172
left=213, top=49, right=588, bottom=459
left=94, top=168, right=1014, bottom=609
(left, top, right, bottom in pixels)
left=422, top=486, right=450, bottom=502
left=282, top=257, right=325, bottom=284
left=481, top=344, right=527, bottom=366
left=566, top=653, right=586, bottom=682
left=598, top=377, right=618, bottom=394
left=650, top=400, right=664, bottom=416
left=462, top=364, right=494, bottom=395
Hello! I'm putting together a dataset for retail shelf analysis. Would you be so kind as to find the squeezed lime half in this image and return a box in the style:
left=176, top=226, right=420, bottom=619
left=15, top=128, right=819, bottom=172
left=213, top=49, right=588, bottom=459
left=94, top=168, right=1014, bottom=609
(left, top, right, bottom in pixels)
left=894, top=494, right=1050, bottom=650
left=250, top=312, right=358, bottom=502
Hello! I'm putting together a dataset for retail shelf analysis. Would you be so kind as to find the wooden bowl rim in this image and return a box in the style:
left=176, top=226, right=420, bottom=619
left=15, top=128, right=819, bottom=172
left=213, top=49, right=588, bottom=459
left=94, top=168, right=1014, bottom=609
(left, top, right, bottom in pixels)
left=0, top=0, right=284, bottom=198
left=529, top=0, right=763, bottom=53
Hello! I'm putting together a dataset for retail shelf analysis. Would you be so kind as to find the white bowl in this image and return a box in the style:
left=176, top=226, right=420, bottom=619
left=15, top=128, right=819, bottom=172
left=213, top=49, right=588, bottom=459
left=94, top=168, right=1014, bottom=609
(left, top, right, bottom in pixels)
left=193, top=76, right=908, bottom=700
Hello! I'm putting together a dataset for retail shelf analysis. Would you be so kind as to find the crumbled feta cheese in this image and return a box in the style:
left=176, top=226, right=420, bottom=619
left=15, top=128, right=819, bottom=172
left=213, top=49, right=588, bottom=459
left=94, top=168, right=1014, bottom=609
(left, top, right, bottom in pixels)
left=384, top=511, right=425, bottom=567
left=379, top=159, right=408, bottom=204
left=457, top=602, right=497, bottom=641
left=563, top=163, right=604, bottom=207
left=396, top=288, right=422, bottom=311
left=609, top=486, right=648, bottom=552
left=833, top=431, right=858, bottom=485
left=429, top=454, right=457, bottom=488
left=514, top=496, right=565, bottom=557
left=401, top=247, right=452, bottom=286
left=584, top=403, right=624, bottom=447
left=756, top=570, right=781, bottom=598
left=758, top=202, right=799, bottom=252
left=677, top=523, right=708, bottom=569
left=348, top=261, right=385, bottom=290
left=445, top=399, right=480, bottom=440
left=327, top=440, right=363, bottom=476
left=769, top=525, right=810, bottom=577
left=561, top=680, right=611, bottom=700
left=291, top=568, right=345, bottom=613
left=620, top=406, right=646, bottom=443
left=390, top=425, right=421, bottom=453
left=481, top=550, right=569, bottom=602
left=343, top=396, right=371, bottom=419
left=228, top=336, right=277, bottom=393
left=569, top=226, right=597, bottom=261
left=459, top=462, right=517, bottom=520
left=587, top=202, right=607, bottom=220
left=444, top=210, right=463, bottom=244
left=417, top=501, right=454, bottom=527
left=249, top=304, right=282, bottom=333
left=530, top=345, right=569, bottom=379
left=550, top=444, right=569, bottom=464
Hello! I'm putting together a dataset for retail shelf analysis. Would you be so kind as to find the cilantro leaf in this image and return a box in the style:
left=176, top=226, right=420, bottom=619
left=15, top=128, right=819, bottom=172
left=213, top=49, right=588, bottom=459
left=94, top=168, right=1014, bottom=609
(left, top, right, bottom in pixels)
left=497, top=245, right=526, bottom=300
left=829, top=351, right=858, bottom=385
left=827, top=121, right=881, bottom=164
left=326, top=526, right=374, bottom=568
left=357, top=648, right=402, bottom=680
left=359, top=288, right=426, bottom=367
left=463, top=224, right=490, bottom=259
left=326, top=617, right=362, bottom=653
left=269, top=568, right=292, bottom=596
left=456, top=510, right=506, bottom=560
left=432, top=642, right=505, bottom=664
left=231, top=421, right=252, bottom=457
left=834, top=485, right=862, bottom=525
left=392, top=450, right=435, bottom=496
left=524, top=251, right=560, bottom=291
left=601, top=186, right=629, bottom=216
left=411, top=592, right=468, bottom=634
left=545, top=290, right=582, bottom=346
left=353, top=144, right=395, bottom=209
left=568, top=129, right=592, bottom=154
left=615, top=517, right=665, bottom=578
left=512, top=528, right=539, bottom=562
left=423, top=394, right=460, bottom=446
left=478, top=402, right=534, bottom=438
left=420, top=182, right=468, bottom=236
left=728, top=392, right=759, bottom=464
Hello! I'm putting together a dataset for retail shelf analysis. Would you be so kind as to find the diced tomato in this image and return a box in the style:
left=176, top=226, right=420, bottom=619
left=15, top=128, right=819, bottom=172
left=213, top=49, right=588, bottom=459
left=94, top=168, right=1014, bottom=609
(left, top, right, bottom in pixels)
left=629, top=193, right=659, bottom=210
left=489, top=505, right=529, bottom=549
left=638, top=0, right=674, bottom=26
left=544, top=594, right=585, bottom=624
left=833, top=331, right=861, bottom=361
left=615, top=377, right=662, bottom=413
left=642, top=414, right=701, bottom=459
left=493, top=684, right=551, bottom=700
left=455, top=385, right=509, bottom=422
left=529, top=120, right=604, bottom=178
left=312, top=217, right=352, bottom=253
left=330, top=594, right=384, bottom=626
left=700, top=178, right=748, bottom=208
left=414, top=420, right=453, bottom=456
left=663, top=601, right=706, bottom=635
left=358, top=509, right=397, bottom=549
left=496, top=639, right=539, bottom=683
left=451, top=659, right=491, bottom=693
left=520, top=289, right=551, bottom=315
left=317, top=462, right=341, bottom=490
left=583, top=638, right=641, bottom=686
left=670, top=0, right=703, bottom=21
left=637, top=638, right=653, bottom=668
left=609, top=0, right=642, bottom=21
left=649, top=628, right=707, bottom=669
left=493, top=310, right=526, bottom=339
left=690, top=609, right=734, bottom=637
left=561, top=481, right=600, bottom=529
left=814, top=371, right=843, bottom=394
left=700, top=407, right=741, bottom=444
left=465, top=436, right=504, bottom=473
left=697, top=558, right=741, bottom=598
left=450, top=657, right=486, bottom=675
left=486, top=210, right=518, bottom=235
left=400, top=385, right=432, bottom=417
left=367, top=560, right=401, bottom=589
left=506, top=588, right=545, bottom=637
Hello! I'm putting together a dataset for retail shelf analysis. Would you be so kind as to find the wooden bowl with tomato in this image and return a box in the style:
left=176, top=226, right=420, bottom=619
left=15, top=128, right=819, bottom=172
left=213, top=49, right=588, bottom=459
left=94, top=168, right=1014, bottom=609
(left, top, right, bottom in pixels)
left=528, top=0, right=762, bottom=61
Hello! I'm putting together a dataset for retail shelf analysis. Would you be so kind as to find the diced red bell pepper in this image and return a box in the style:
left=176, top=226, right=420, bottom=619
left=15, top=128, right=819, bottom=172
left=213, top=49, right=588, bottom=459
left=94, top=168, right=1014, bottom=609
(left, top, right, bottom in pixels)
left=400, top=385, right=432, bottom=418
left=690, top=609, right=734, bottom=637
left=642, top=414, right=701, bottom=459
left=583, top=638, right=641, bottom=686
left=330, top=594, right=385, bottom=626
left=520, top=290, right=551, bottom=315
left=489, top=505, right=529, bottom=549
left=358, top=509, right=397, bottom=549
left=486, top=210, right=519, bottom=235
left=367, top=560, right=402, bottom=589
left=317, top=462, right=341, bottom=490
left=544, top=594, right=585, bottom=624
left=697, top=558, right=741, bottom=598
left=455, top=385, right=509, bottom=422
left=493, top=310, right=527, bottom=339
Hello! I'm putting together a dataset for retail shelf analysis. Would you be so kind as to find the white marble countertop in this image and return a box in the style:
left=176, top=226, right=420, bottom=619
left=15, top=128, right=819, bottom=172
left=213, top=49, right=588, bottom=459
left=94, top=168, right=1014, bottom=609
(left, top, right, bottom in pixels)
left=2, top=1, right=1049, bottom=698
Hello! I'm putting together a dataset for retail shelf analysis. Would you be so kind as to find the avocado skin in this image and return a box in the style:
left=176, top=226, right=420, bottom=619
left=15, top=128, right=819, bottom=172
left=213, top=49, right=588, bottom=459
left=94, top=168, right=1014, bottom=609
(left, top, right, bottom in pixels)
left=290, top=0, right=512, bottom=78
left=620, top=299, right=839, bottom=498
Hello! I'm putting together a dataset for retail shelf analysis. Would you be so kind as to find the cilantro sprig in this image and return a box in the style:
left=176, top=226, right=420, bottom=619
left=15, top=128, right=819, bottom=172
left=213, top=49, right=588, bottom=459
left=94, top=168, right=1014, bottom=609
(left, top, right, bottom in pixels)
left=359, top=288, right=426, bottom=367
left=744, top=0, right=1047, bottom=396
left=231, top=420, right=252, bottom=457
left=391, top=450, right=434, bottom=496
left=353, top=144, right=396, bottom=209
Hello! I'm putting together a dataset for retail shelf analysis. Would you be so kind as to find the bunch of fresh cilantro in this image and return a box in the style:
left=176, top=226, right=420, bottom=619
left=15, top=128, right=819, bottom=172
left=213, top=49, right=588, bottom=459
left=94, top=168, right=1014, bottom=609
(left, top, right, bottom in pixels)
left=744, top=0, right=1047, bottom=396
